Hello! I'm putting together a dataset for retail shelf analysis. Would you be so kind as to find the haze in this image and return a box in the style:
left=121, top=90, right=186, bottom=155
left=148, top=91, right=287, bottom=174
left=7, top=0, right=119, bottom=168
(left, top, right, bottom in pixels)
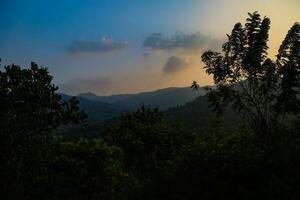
left=0, top=0, right=299, bottom=95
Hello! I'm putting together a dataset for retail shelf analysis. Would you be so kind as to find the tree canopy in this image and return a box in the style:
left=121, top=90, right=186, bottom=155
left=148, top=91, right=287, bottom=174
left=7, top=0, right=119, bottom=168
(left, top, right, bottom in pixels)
left=0, top=62, right=87, bottom=198
left=193, top=12, right=300, bottom=136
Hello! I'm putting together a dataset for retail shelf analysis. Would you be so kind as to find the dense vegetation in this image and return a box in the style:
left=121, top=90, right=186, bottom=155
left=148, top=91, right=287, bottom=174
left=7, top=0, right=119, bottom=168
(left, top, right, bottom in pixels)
left=1, top=12, right=300, bottom=199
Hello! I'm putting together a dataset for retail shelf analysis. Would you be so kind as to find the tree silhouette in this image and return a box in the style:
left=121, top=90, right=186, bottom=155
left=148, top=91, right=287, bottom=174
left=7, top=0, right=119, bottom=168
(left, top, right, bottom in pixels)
left=193, top=12, right=300, bottom=137
left=104, top=105, right=193, bottom=177
left=0, top=62, right=87, bottom=197
left=277, top=22, right=300, bottom=115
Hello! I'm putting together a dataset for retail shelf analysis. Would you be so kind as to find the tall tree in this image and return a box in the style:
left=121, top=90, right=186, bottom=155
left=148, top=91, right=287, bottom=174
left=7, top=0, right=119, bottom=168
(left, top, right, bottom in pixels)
left=277, top=22, right=300, bottom=115
left=0, top=62, right=87, bottom=198
left=193, top=12, right=300, bottom=137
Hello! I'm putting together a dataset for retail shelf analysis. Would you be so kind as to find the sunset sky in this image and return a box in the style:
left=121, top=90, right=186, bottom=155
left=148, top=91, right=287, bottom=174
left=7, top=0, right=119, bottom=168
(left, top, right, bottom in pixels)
left=0, top=0, right=299, bottom=95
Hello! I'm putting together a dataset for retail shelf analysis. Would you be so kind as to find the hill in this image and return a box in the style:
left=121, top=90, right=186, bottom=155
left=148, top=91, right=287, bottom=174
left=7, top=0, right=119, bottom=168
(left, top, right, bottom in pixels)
left=79, top=86, right=206, bottom=110
left=60, top=94, right=127, bottom=123
left=164, top=96, right=240, bottom=130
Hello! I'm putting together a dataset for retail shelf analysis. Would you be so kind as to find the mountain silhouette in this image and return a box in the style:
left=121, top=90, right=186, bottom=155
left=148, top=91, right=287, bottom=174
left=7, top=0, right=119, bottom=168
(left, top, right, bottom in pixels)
left=79, top=86, right=206, bottom=110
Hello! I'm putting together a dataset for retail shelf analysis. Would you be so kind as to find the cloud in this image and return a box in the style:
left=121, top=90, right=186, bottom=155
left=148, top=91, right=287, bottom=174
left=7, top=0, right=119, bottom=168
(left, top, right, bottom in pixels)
left=68, top=37, right=128, bottom=53
left=143, top=32, right=222, bottom=51
left=163, top=56, right=192, bottom=74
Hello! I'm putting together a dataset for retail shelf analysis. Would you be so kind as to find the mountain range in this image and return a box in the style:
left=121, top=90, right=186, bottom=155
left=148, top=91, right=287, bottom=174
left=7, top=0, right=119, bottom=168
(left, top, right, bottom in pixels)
left=78, top=86, right=206, bottom=110
left=62, top=86, right=205, bottom=122
left=59, top=86, right=240, bottom=136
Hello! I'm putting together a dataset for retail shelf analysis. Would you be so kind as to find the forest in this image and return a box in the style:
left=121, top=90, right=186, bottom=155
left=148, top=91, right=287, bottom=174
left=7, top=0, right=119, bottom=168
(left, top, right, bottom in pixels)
left=1, top=12, right=300, bottom=199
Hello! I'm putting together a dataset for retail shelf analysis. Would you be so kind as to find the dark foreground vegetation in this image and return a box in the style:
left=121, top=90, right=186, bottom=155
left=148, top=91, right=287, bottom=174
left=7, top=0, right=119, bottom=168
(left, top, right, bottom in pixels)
left=1, top=12, right=300, bottom=199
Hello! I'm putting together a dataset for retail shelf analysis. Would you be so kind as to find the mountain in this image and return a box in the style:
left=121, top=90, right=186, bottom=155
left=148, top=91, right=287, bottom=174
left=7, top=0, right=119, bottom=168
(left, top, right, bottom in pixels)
left=59, top=87, right=239, bottom=137
left=60, top=86, right=215, bottom=129
left=79, top=86, right=206, bottom=110
left=60, top=94, right=127, bottom=123
left=163, top=96, right=240, bottom=130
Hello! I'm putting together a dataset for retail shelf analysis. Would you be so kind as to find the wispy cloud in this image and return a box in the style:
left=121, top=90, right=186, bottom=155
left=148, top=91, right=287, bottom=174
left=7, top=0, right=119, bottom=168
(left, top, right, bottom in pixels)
left=143, top=32, right=222, bottom=51
left=68, top=37, right=128, bottom=54
left=163, top=56, right=192, bottom=74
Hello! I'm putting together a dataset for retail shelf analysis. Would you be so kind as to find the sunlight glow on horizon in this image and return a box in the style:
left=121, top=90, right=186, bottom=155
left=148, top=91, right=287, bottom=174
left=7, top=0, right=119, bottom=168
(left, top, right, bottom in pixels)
left=0, top=0, right=299, bottom=95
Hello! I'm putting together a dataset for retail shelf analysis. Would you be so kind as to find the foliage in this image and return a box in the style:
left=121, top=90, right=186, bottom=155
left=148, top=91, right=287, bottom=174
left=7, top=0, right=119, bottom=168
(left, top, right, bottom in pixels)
left=277, top=22, right=300, bottom=114
left=0, top=62, right=87, bottom=199
left=152, top=124, right=300, bottom=200
left=193, top=12, right=300, bottom=136
left=0, top=62, right=87, bottom=134
left=104, top=105, right=194, bottom=178
left=48, top=137, right=126, bottom=200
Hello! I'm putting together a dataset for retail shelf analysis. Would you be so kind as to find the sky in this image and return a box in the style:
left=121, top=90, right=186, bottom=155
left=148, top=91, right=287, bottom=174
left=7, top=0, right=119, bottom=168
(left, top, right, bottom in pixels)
left=0, top=0, right=299, bottom=95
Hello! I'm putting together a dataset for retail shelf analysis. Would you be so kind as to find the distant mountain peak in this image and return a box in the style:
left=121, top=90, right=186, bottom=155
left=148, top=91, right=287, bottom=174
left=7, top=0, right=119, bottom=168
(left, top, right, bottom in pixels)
left=78, top=91, right=98, bottom=96
left=61, top=86, right=209, bottom=123
left=78, top=92, right=102, bottom=101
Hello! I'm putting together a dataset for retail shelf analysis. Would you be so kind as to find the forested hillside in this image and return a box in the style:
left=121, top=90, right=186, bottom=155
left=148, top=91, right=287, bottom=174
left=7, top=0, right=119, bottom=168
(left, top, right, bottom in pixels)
left=79, top=86, right=206, bottom=110
left=61, top=93, right=127, bottom=122
left=164, top=95, right=240, bottom=130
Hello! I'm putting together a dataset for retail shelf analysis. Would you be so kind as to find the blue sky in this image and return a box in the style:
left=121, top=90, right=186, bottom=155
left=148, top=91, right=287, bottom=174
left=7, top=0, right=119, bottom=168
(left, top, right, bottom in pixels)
left=0, top=0, right=299, bottom=95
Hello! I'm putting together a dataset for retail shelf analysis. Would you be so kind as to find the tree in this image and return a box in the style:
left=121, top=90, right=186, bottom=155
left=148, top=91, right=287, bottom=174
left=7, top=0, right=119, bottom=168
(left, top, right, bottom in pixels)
left=49, top=137, right=125, bottom=200
left=0, top=62, right=87, bottom=198
left=104, top=105, right=193, bottom=177
left=193, top=12, right=300, bottom=137
left=0, top=62, right=87, bottom=135
left=277, top=22, right=300, bottom=115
